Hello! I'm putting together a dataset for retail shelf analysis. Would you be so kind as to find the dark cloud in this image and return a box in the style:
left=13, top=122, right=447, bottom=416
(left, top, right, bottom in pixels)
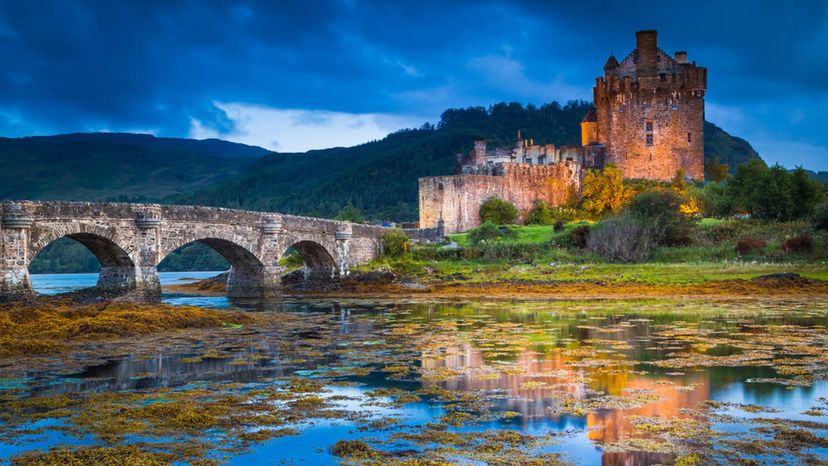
left=0, top=0, right=825, bottom=168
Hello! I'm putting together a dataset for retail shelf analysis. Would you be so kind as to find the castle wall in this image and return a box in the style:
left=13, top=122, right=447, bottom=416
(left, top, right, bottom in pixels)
left=419, top=163, right=579, bottom=233
left=594, top=31, right=706, bottom=181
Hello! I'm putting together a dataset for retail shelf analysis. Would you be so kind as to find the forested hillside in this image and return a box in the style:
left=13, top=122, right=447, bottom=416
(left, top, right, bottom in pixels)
left=175, top=101, right=764, bottom=222
left=0, top=133, right=266, bottom=201
left=10, top=101, right=770, bottom=273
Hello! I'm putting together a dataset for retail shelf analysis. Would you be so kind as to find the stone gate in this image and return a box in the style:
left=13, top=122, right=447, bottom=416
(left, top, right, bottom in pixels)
left=0, top=201, right=386, bottom=300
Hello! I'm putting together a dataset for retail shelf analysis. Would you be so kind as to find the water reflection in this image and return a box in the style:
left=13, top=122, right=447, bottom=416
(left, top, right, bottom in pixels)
left=3, top=278, right=827, bottom=465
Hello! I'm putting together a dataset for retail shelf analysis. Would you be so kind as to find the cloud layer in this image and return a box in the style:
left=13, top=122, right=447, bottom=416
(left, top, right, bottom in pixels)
left=0, top=1, right=826, bottom=169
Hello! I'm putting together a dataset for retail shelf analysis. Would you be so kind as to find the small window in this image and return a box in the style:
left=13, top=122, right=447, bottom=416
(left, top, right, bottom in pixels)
left=646, top=121, right=653, bottom=131
left=538, top=156, right=546, bottom=165
left=645, top=121, right=654, bottom=146
left=659, top=73, right=666, bottom=81
left=687, top=132, right=692, bottom=143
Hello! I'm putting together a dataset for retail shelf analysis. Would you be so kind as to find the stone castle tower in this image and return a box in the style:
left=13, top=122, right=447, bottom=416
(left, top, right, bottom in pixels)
left=589, top=30, right=707, bottom=181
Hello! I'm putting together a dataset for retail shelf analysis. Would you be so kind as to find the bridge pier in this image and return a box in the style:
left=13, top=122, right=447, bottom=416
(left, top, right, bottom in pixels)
left=0, top=205, right=35, bottom=299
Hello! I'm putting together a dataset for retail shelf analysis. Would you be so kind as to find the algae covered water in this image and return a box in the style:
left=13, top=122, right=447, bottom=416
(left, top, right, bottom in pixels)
left=1, top=274, right=826, bottom=465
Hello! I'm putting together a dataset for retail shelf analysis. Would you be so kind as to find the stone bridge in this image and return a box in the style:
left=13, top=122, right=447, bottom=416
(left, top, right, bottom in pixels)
left=0, top=201, right=386, bottom=300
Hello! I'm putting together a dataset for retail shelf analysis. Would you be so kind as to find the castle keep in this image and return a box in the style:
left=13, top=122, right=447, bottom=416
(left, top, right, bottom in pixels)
left=419, top=30, right=706, bottom=233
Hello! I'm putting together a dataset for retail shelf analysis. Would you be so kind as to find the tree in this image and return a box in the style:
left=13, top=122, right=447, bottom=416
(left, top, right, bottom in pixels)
left=335, top=202, right=365, bottom=223
left=729, top=160, right=825, bottom=221
left=705, top=157, right=730, bottom=182
left=382, top=228, right=410, bottom=258
left=628, top=190, right=693, bottom=246
left=479, top=197, right=518, bottom=225
left=580, top=164, right=633, bottom=218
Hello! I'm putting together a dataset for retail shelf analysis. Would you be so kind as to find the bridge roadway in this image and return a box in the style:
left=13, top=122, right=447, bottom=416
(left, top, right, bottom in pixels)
left=0, top=201, right=386, bottom=300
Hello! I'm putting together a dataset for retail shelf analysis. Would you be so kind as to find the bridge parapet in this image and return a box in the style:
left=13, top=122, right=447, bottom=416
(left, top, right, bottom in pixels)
left=0, top=200, right=385, bottom=301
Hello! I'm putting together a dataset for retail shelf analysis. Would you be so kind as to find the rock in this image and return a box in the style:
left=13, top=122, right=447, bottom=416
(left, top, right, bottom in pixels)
left=752, top=272, right=808, bottom=283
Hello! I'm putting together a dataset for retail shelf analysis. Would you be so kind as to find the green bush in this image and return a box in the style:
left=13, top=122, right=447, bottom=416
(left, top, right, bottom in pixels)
left=813, top=203, right=828, bottom=231
left=627, top=189, right=693, bottom=246
left=382, top=228, right=410, bottom=258
left=468, top=221, right=512, bottom=245
left=479, top=197, right=518, bottom=225
left=524, top=200, right=556, bottom=225
left=568, top=225, right=591, bottom=249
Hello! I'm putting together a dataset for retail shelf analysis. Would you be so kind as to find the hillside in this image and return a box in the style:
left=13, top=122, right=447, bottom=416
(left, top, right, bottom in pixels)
left=175, top=101, right=764, bottom=221
left=0, top=133, right=267, bottom=201
left=703, top=121, right=762, bottom=171
left=1, top=102, right=766, bottom=222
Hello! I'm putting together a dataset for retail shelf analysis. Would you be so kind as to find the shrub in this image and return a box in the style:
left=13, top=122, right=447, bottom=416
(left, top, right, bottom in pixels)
left=568, top=225, right=591, bottom=249
left=587, top=213, right=661, bottom=263
left=627, top=189, right=693, bottom=246
left=524, top=200, right=556, bottom=225
left=813, top=203, right=828, bottom=231
left=479, top=197, right=518, bottom=225
left=468, top=221, right=513, bottom=245
left=580, top=164, right=634, bottom=218
left=382, top=228, right=410, bottom=258
left=782, top=234, right=814, bottom=254
left=735, top=237, right=767, bottom=256
left=553, top=220, right=565, bottom=232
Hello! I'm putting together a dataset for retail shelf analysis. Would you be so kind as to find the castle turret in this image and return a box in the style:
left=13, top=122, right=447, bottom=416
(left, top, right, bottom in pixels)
left=592, top=30, right=706, bottom=181
left=580, top=108, right=598, bottom=146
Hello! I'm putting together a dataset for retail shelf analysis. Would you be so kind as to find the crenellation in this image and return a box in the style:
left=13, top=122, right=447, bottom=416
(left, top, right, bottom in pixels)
left=419, top=29, right=706, bottom=233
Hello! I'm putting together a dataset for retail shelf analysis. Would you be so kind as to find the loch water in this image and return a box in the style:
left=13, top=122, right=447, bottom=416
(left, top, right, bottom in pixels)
left=1, top=273, right=826, bottom=465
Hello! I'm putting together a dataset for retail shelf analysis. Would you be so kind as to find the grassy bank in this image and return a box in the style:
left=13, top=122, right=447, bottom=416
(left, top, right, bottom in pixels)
left=357, top=219, right=828, bottom=292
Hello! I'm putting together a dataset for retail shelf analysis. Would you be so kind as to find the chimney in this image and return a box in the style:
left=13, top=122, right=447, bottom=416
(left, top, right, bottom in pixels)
left=674, top=51, right=688, bottom=64
left=635, top=30, right=658, bottom=76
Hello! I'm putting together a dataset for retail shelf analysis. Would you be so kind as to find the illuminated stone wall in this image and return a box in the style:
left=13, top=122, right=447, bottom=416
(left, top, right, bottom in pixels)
left=419, top=162, right=579, bottom=233
left=593, top=30, right=706, bottom=181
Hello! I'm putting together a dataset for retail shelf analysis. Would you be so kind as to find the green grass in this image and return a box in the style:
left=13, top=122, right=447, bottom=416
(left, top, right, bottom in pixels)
left=449, top=223, right=591, bottom=247
left=363, top=218, right=828, bottom=286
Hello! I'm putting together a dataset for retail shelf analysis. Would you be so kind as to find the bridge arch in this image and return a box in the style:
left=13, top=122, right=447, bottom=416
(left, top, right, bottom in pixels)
left=281, top=239, right=338, bottom=284
left=28, top=226, right=137, bottom=293
left=159, top=234, right=264, bottom=298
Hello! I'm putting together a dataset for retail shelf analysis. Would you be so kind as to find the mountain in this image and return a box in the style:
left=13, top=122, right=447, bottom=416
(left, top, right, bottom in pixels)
left=0, top=133, right=268, bottom=201
left=173, top=101, right=766, bottom=221
left=1, top=102, right=766, bottom=221
left=703, top=121, right=762, bottom=171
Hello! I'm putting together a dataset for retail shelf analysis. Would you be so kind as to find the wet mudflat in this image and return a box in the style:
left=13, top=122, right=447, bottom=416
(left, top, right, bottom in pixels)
left=0, top=292, right=826, bottom=465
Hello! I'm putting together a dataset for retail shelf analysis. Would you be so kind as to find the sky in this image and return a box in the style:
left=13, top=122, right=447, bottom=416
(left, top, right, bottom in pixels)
left=0, top=1, right=826, bottom=169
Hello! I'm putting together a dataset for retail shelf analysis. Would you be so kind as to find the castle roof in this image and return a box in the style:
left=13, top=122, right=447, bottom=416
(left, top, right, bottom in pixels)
left=603, top=54, right=619, bottom=72
left=581, top=107, right=597, bottom=123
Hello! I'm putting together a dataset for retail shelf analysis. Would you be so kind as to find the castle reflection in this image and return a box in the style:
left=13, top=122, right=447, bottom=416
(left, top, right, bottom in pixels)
left=421, top=323, right=710, bottom=465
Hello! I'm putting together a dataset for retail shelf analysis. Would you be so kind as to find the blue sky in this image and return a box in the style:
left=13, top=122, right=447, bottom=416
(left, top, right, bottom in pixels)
left=1, top=1, right=826, bottom=169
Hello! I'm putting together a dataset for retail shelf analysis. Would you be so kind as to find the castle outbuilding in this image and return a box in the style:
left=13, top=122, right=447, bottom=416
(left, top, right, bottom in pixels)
left=418, top=30, right=706, bottom=233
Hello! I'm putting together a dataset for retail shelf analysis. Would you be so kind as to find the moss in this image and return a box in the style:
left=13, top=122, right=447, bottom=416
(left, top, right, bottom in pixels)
left=0, top=300, right=254, bottom=357
left=330, top=440, right=381, bottom=459
left=10, top=445, right=175, bottom=466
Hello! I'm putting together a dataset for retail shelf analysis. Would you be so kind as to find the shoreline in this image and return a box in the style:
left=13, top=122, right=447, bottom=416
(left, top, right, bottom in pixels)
left=164, top=272, right=828, bottom=300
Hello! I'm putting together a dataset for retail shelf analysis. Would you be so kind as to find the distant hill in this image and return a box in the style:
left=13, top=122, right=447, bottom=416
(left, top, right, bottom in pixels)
left=0, top=133, right=268, bottom=201
left=1, top=102, right=767, bottom=221
left=703, top=121, right=762, bottom=172
left=174, top=101, right=766, bottom=221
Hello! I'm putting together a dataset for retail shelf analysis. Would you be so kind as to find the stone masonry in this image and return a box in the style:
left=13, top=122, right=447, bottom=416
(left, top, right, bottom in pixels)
left=0, top=201, right=385, bottom=301
left=418, top=30, right=706, bottom=233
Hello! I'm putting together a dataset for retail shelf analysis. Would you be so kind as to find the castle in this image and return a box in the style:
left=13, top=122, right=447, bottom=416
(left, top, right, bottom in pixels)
left=419, top=30, right=707, bottom=233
